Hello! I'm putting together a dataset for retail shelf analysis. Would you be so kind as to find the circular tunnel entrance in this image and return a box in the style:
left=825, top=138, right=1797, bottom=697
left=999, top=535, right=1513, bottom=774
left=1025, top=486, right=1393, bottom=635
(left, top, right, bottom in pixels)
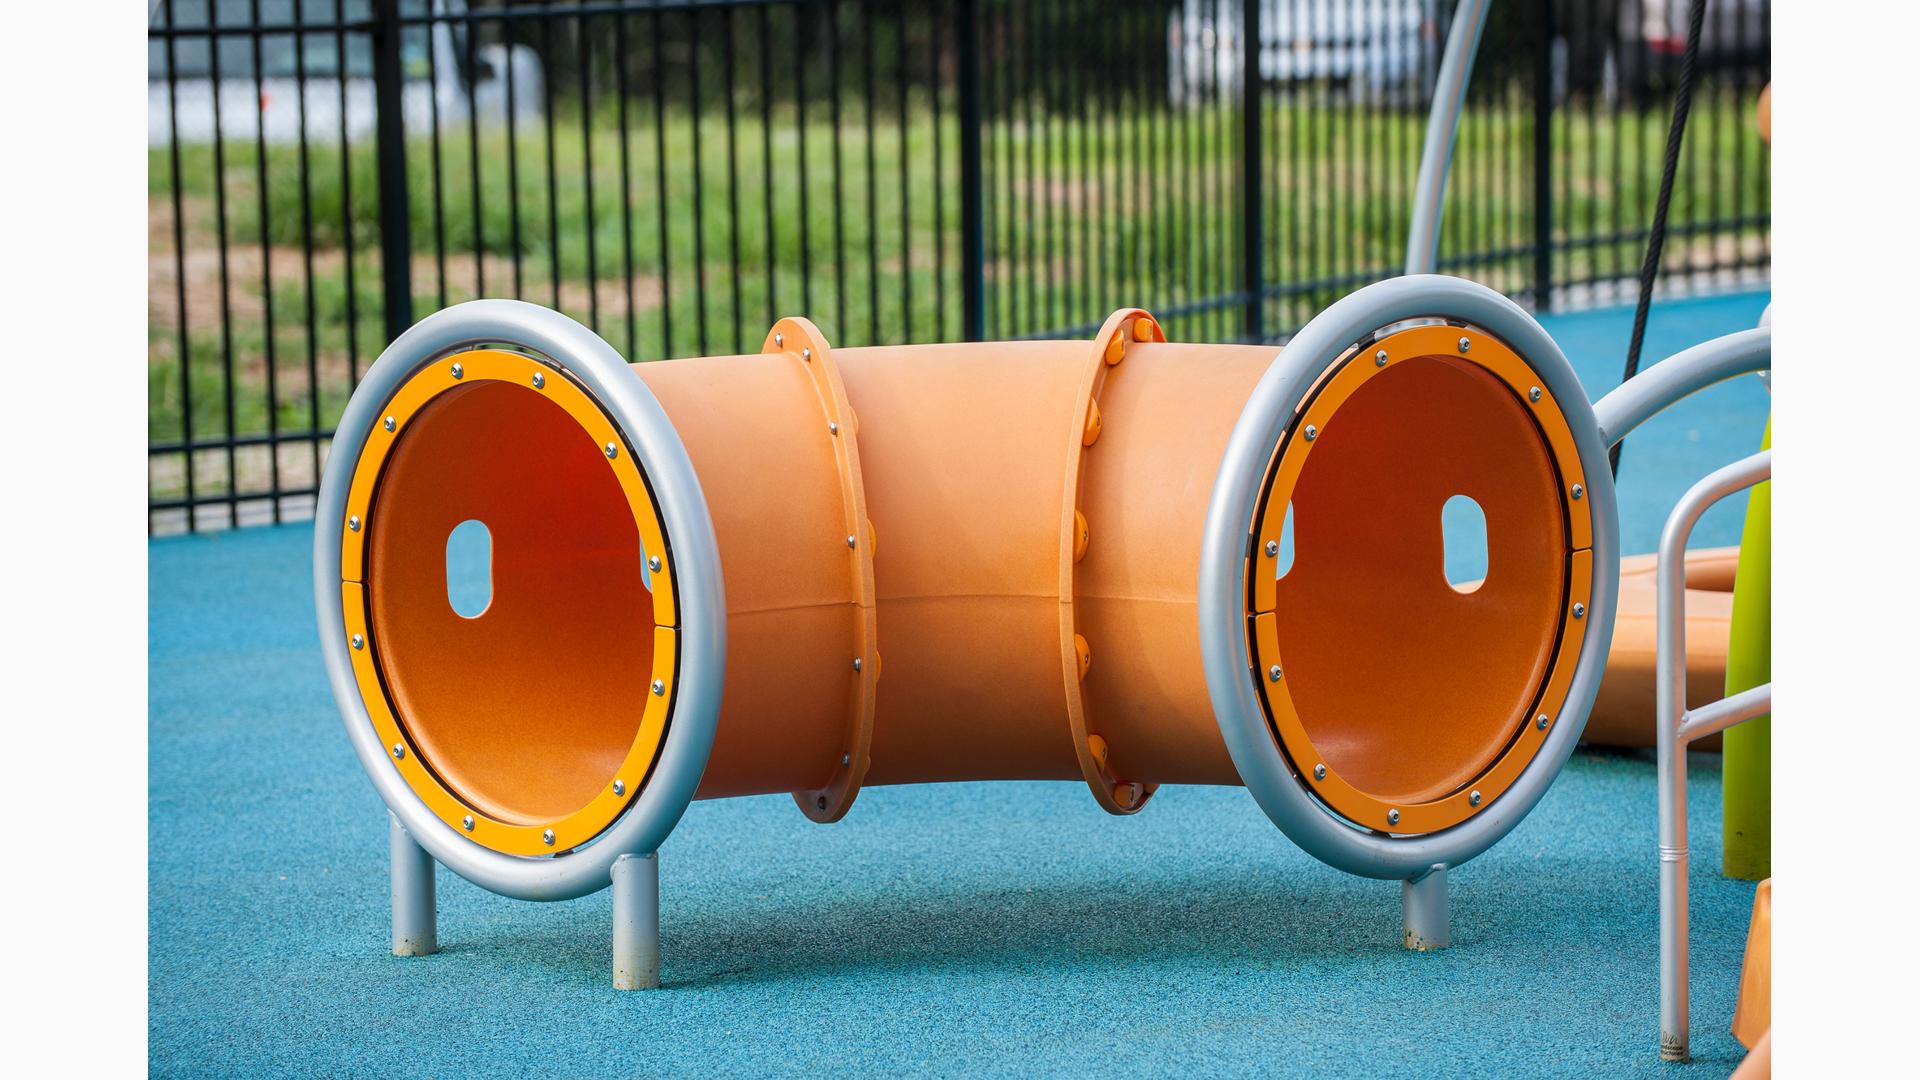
left=1248, top=324, right=1592, bottom=835
left=347, top=349, right=678, bottom=855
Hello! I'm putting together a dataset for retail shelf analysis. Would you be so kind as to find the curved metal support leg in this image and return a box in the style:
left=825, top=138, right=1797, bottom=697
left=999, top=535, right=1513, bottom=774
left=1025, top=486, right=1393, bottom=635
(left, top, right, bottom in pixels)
left=612, top=852, right=661, bottom=990
left=390, top=812, right=438, bottom=957
left=1402, top=866, right=1450, bottom=951
left=1656, top=450, right=1774, bottom=1062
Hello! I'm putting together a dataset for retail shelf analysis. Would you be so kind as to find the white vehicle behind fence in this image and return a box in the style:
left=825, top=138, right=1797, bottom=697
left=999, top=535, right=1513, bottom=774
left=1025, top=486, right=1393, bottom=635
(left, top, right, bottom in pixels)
left=149, top=0, right=544, bottom=146
left=1168, top=0, right=1439, bottom=106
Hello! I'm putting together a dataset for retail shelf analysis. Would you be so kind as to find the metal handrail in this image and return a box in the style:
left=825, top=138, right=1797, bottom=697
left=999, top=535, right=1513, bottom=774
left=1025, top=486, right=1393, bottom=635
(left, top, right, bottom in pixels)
left=1656, top=449, right=1773, bottom=1062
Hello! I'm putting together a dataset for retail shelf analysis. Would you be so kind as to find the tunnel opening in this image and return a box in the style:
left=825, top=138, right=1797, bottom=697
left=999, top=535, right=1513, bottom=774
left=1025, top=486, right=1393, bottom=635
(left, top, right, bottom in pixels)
left=1256, top=349, right=1572, bottom=820
left=363, top=372, right=660, bottom=829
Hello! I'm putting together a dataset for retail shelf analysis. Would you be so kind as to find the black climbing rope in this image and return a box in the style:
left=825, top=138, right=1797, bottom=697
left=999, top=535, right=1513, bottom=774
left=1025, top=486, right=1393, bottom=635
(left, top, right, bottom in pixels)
left=1611, top=0, right=1711, bottom=477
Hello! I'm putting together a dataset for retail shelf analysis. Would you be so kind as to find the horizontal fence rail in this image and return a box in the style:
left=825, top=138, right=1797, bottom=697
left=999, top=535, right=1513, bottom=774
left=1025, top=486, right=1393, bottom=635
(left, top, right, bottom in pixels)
left=148, top=0, right=1771, bottom=532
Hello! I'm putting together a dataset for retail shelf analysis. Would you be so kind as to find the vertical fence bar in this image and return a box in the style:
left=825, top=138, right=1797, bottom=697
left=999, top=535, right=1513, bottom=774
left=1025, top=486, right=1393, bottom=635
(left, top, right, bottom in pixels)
left=956, top=0, right=985, bottom=341
left=1531, top=0, right=1553, bottom=311
left=1239, top=0, right=1263, bottom=342
left=372, top=0, right=414, bottom=344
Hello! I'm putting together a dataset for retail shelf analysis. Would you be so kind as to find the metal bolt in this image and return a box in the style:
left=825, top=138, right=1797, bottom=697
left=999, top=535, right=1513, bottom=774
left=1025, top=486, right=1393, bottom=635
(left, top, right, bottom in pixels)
left=1265, top=539, right=1279, bottom=557
left=613, top=779, right=626, bottom=797
left=829, top=421, right=839, bottom=435
left=1571, top=483, right=1585, bottom=500
left=383, top=415, right=396, bottom=432
left=841, top=753, right=852, bottom=767
left=350, top=633, right=365, bottom=651
left=451, top=361, right=464, bottom=379
left=1572, top=603, right=1586, bottom=619
left=1387, top=808, right=1401, bottom=826
left=1457, top=336, right=1471, bottom=354
left=532, top=371, right=545, bottom=390
left=1303, top=424, right=1318, bottom=441
left=605, top=442, right=619, bottom=459
left=651, top=678, right=665, bottom=696
left=1268, top=664, right=1283, bottom=682
left=801, top=347, right=812, bottom=362
left=461, top=814, right=474, bottom=831
left=853, top=657, right=864, bottom=672
left=1374, top=349, right=1388, bottom=367
left=542, top=829, right=555, bottom=846
left=846, top=534, right=857, bottom=549
left=391, top=743, right=405, bottom=760
left=1469, top=789, right=1483, bottom=807
left=648, top=555, right=662, bottom=573
left=1537, top=713, right=1551, bottom=730
left=774, top=332, right=785, bottom=347
left=1529, top=385, right=1542, bottom=402
left=1312, top=763, right=1326, bottom=781
left=348, top=515, right=361, bottom=532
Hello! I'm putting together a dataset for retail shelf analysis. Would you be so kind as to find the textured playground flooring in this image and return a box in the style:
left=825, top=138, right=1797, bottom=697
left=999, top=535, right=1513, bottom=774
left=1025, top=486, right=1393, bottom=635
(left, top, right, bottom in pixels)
left=150, top=290, right=1772, bottom=1077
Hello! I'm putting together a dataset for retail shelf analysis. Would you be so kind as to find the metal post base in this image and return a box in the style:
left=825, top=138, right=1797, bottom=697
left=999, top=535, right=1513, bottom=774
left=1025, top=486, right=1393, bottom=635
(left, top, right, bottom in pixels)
left=390, top=812, right=438, bottom=957
left=612, top=852, right=661, bottom=990
left=1402, top=866, right=1450, bottom=951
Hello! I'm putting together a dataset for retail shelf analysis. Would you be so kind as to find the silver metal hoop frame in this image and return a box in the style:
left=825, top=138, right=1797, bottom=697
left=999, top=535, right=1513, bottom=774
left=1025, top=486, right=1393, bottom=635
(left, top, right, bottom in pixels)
left=1198, top=274, right=1623, bottom=880
left=314, top=299, right=727, bottom=902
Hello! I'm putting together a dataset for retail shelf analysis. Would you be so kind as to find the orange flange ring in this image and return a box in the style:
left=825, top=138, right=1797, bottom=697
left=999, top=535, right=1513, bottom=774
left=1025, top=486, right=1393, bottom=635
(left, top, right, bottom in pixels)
left=762, top=317, right=881, bottom=824
left=1246, top=323, right=1595, bottom=835
left=339, top=348, right=679, bottom=857
left=1061, top=307, right=1167, bottom=815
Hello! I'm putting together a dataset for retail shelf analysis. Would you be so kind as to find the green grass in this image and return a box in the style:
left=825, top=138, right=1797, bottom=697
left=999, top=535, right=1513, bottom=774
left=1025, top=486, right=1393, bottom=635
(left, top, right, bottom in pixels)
left=148, top=88, right=1769, bottom=505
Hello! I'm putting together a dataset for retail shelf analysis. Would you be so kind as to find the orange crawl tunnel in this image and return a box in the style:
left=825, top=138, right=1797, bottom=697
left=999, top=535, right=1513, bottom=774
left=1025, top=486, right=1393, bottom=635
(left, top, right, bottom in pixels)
left=318, top=276, right=1631, bottom=959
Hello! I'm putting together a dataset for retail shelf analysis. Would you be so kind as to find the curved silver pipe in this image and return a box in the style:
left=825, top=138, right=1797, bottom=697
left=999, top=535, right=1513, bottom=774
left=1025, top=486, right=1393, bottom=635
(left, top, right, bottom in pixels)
left=1655, top=450, right=1773, bottom=1061
left=1404, top=0, right=1492, bottom=275
left=1593, top=327, right=1771, bottom=447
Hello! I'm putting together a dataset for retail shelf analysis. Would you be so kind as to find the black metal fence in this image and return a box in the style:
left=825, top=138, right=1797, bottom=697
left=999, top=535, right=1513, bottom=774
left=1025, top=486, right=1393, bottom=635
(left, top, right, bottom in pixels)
left=149, top=0, right=1771, bottom=532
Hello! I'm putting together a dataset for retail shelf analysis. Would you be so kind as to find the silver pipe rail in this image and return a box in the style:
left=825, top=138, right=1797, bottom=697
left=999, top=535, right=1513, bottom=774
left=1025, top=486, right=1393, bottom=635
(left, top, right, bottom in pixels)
left=1404, top=0, right=1491, bottom=275
left=1656, top=449, right=1773, bottom=1062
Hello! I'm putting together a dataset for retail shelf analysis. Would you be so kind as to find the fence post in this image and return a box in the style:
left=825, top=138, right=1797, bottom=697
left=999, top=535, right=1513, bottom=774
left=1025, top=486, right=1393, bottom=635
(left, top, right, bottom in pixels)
left=372, top=0, right=415, bottom=342
left=1532, top=1, right=1554, bottom=312
left=956, top=0, right=986, bottom=342
left=1239, top=0, right=1264, bottom=343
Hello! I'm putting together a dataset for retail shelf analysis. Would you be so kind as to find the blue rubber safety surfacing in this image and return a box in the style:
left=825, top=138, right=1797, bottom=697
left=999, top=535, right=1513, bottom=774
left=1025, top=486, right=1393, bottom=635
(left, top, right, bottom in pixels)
left=150, top=291, right=1770, bottom=1077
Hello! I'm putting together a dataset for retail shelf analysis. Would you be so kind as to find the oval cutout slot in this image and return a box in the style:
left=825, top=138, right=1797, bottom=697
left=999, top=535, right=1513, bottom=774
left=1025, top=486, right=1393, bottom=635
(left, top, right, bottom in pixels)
left=1273, top=501, right=1296, bottom=579
left=446, top=519, right=493, bottom=618
left=1441, top=494, right=1487, bottom=593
